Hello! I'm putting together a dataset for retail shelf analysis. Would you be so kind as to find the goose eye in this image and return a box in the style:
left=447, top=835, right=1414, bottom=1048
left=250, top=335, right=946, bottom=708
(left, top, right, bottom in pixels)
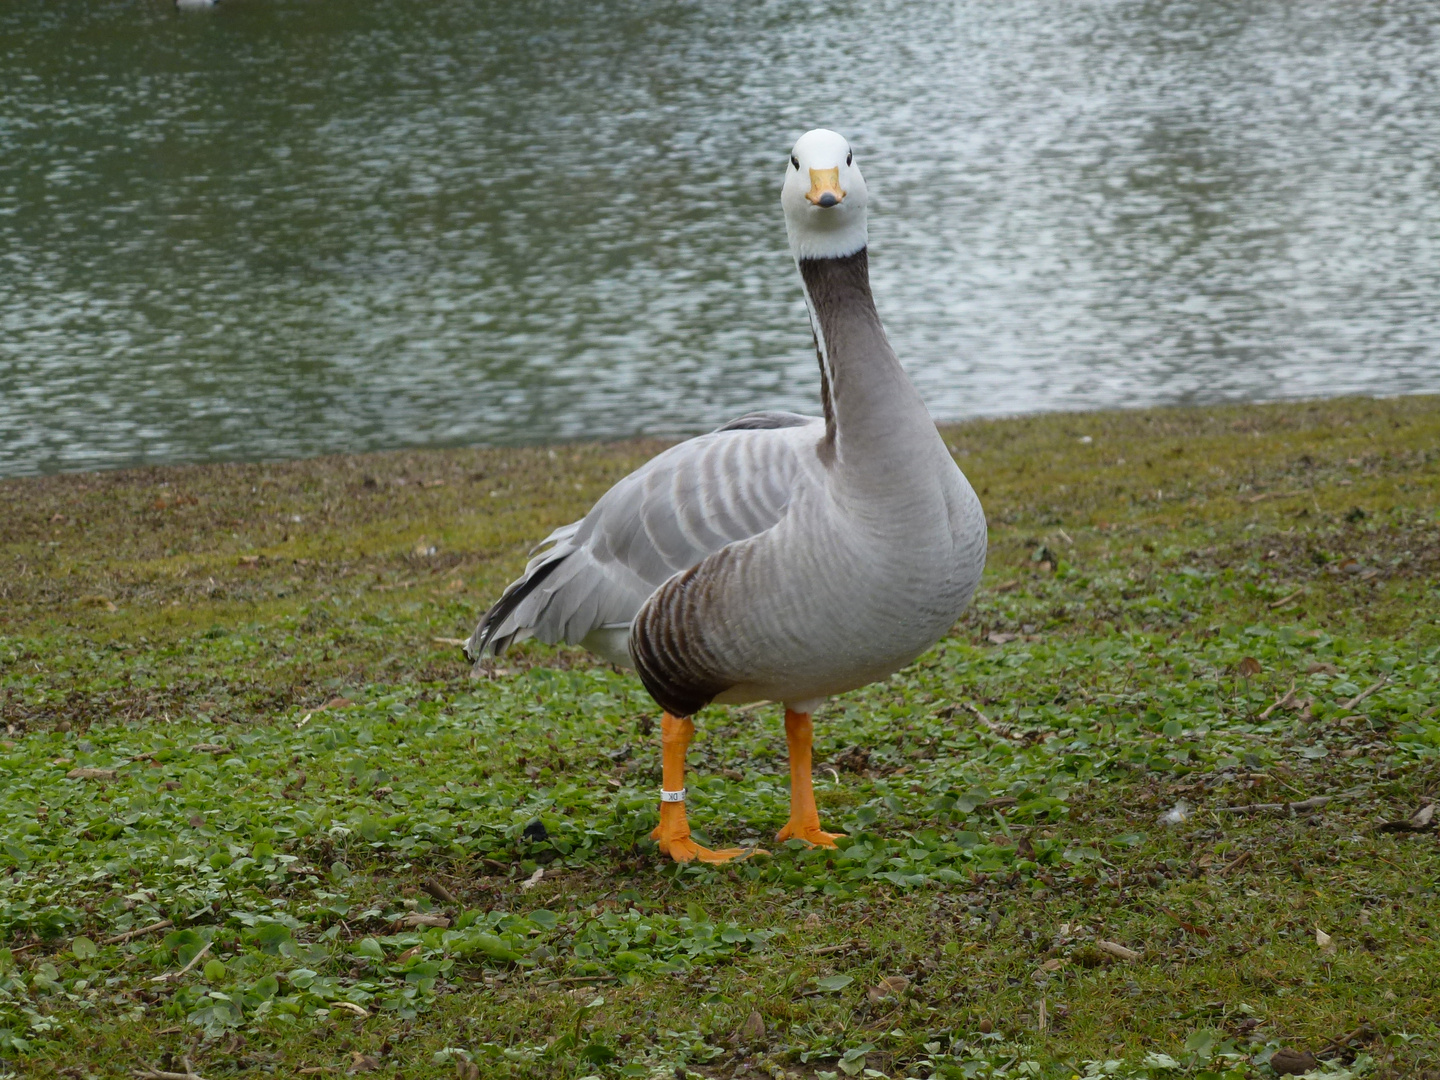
left=791, top=155, right=799, bottom=170
left=846, top=151, right=853, bottom=166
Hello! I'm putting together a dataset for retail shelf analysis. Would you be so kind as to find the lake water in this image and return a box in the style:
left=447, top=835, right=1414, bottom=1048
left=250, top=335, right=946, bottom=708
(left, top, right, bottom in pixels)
left=3, top=0, right=1438, bottom=477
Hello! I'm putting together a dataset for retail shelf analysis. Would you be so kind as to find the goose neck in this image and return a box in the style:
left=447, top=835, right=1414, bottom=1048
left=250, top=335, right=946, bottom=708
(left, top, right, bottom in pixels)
left=796, top=248, right=935, bottom=468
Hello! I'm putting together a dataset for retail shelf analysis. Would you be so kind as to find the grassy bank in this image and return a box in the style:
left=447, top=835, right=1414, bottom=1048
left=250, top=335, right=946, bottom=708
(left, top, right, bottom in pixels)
left=2, top=395, right=1438, bottom=1080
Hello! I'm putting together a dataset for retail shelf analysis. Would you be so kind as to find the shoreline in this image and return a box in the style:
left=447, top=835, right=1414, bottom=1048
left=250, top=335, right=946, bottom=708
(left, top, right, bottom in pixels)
left=6, top=389, right=1437, bottom=485
left=5, top=392, right=1439, bottom=650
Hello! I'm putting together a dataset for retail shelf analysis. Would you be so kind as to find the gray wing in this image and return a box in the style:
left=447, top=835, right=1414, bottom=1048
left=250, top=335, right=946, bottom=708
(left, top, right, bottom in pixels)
left=464, top=413, right=822, bottom=666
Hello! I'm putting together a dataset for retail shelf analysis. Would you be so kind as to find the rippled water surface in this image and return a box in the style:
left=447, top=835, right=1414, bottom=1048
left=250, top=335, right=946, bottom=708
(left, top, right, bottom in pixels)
left=3, top=0, right=1438, bottom=475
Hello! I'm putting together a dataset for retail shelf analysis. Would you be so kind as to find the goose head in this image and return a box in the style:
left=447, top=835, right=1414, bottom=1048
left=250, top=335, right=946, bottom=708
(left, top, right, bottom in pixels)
left=781, top=128, right=868, bottom=261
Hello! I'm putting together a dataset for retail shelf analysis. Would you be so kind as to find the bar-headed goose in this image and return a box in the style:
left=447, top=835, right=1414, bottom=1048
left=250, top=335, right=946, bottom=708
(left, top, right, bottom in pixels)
left=466, top=128, right=987, bottom=863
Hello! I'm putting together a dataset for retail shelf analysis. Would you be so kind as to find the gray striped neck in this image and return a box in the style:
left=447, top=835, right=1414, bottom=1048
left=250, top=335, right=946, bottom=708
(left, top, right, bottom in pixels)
left=797, top=248, right=931, bottom=471
left=797, top=249, right=875, bottom=459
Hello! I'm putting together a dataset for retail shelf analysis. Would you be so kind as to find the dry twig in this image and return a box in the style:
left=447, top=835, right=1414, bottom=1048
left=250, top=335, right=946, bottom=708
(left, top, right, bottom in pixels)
left=1096, top=940, right=1142, bottom=962
left=134, top=1056, right=208, bottom=1080
left=421, top=879, right=459, bottom=905
left=150, top=940, right=211, bottom=983
left=1259, top=680, right=1298, bottom=720
left=1321, top=1021, right=1374, bottom=1055
left=1218, top=795, right=1336, bottom=815
left=1244, top=490, right=1304, bottom=504
left=964, top=702, right=1019, bottom=740
left=1219, top=850, right=1253, bottom=876
left=1342, top=678, right=1388, bottom=712
left=103, top=919, right=174, bottom=945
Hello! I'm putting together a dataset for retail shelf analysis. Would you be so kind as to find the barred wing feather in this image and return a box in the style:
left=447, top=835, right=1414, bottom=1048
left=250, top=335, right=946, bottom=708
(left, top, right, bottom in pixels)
left=464, top=414, right=820, bottom=667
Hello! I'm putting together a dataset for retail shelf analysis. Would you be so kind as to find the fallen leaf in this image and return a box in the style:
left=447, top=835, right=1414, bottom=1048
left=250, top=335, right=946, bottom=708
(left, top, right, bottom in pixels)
left=519, top=867, right=544, bottom=892
left=333, top=1002, right=370, bottom=1019
left=1378, top=801, right=1437, bottom=832
left=986, top=632, right=1018, bottom=645
left=1316, top=926, right=1335, bottom=954
left=1160, top=906, right=1212, bottom=937
left=400, top=913, right=450, bottom=929
left=1269, top=1048, right=1319, bottom=1075
left=319, top=697, right=353, bottom=710
left=865, top=974, right=911, bottom=1003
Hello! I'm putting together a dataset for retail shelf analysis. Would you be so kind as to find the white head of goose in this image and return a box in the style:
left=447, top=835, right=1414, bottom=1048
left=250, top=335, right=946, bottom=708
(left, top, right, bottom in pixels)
left=466, top=128, right=987, bottom=863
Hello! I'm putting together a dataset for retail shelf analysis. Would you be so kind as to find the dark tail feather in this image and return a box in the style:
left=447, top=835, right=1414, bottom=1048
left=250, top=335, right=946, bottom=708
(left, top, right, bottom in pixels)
left=464, top=552, right=569, bottom=665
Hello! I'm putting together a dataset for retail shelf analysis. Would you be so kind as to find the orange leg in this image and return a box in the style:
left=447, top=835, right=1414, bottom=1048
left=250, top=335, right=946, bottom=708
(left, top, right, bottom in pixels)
left=649, top=712, right=748, bottom=864
left=775, top=709, right=845, bottom=847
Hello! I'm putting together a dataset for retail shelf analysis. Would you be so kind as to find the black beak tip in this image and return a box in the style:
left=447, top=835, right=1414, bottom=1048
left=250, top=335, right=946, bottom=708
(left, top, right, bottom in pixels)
left=818, top=193, right=838, bottom=208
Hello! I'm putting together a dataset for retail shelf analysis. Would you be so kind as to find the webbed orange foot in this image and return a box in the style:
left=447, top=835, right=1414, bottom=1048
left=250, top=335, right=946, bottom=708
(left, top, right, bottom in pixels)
left=775, top=821, right=845, bottom=848
left=653, top=799, right=760, bottom=863
left=777, top=709, right=845, bottom=849
left=662, top=836, right=751, bottom=864
left=648, top=712, right=766, bottom=864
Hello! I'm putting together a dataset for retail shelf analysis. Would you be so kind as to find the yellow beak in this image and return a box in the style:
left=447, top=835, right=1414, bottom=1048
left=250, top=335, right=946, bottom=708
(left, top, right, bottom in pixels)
left=805, top=167, right=846, bottom=207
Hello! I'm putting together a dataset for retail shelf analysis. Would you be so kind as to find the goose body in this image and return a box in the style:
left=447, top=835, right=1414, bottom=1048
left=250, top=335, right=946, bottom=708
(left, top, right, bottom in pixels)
left=467, top=129, right=986, bottom=861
